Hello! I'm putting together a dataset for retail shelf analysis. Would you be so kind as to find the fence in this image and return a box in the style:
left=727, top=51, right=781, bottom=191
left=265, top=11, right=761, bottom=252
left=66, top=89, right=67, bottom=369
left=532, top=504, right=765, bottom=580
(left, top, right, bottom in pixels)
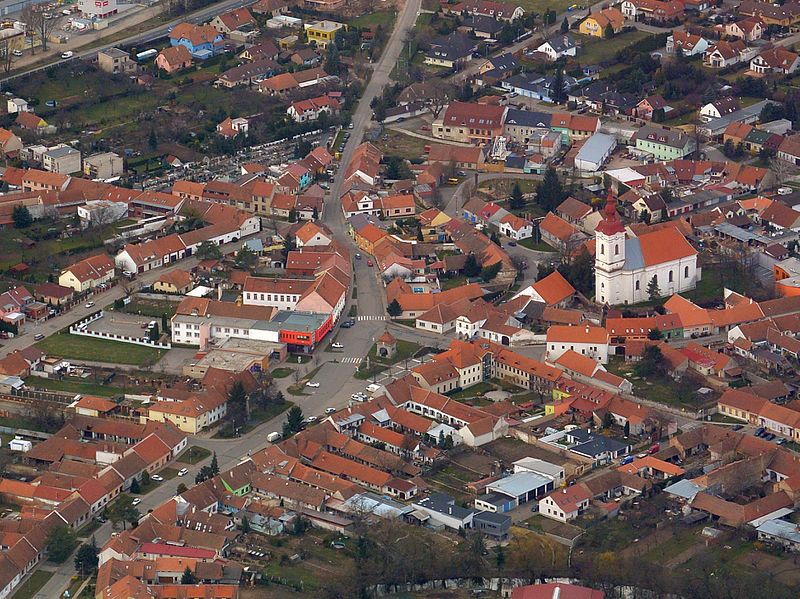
left=70, top=311, right=172, bottom=350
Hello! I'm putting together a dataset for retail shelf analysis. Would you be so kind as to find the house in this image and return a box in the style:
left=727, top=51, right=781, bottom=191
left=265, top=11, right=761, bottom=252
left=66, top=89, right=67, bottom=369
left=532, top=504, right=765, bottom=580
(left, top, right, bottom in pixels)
left=539, top=212, right=585, bottom=252
left=621, top=0, right=684, bottom=23
left=750, top=47, right=800, bottom=75
left=0, top=129, right=22, bottom=157
left=155, top=46, right=193, bottom=74
left=83, top=152, right=124, bottom=180
left=80, top=0, right=117, bottom=18
left=43, top=145, right=81, bottom=174
left=16, top=112, right=49, bottom=132
left=632, top=125, right=696, bottom=161
left=216, top=117, right=249, bottom=138
left=635, top=95, right=671, bottom=121
left=699, top=97, right=740, bottom=122
left=425, top=32, right=478, bottom=68
left=59, top=254, right=116, bottom=292
left=458, top=0, right=525, bottom=22
left=666, top=31, right=709, bottom=56
left=209, top=7, right=256, bottom=35
left=778, top=135, right=800, bottom=166
left=535, top=35, right=577, bottom=61
left=433, top=102, right=506, bottom=145
left=474, top=52, right=518, bottom=85
left=513, top=270, right=576, bottom=307
left=303, top=20, right=345, bottom=49
left=579, top=8, right=624, bottom=38
left=538, top=484, right=592, bottom=522
left=35, top=282, right=74, bottom=306
left=546, top=324, right=610, bottom=363
left=98, top=48, right=137, bottom=74
left=498, top=214, right=533, bottom=240
left=6, top=98, right=28, bottom=113
left=704, top=40, right=751, bottom=68
left=287, top=95, right=339, bottom=122
left=215, top=59, right=280, bottom=88
left=168, top=23, right=225, bottom=59
left=154, top=270, right=193, bottom=294
left=725, top=18, right=764, bottom=41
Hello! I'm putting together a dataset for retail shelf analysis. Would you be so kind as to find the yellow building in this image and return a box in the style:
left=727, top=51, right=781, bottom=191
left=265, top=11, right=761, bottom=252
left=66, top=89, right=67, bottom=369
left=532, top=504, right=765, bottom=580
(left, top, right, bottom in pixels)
left=579, top=7, right=624, bottom=38
left=304, top=20, right=346, bottom=49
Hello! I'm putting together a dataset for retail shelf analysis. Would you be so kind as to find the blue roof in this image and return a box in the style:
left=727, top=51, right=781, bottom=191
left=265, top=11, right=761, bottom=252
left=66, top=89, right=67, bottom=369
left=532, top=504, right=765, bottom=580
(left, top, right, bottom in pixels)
left=245, top=238, right=264, bottom=252
left=622, top=237, right=644, bottom=270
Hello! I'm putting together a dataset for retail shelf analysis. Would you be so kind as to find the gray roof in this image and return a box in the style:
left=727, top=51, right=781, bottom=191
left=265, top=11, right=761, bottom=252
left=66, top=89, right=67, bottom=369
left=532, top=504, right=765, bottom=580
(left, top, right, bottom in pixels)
left=756, top=518, right=800, bottom=544
left=633, top=125, right=690, bottom=149
left=488, top=471, right=552, bottom=497
left=575, top=132, right=616, bottom=164
left=713, top=222, right=772, bottom=244
left=477, top=492, right=512, bottom=507
left=622, top=237, right=645, bottom=270
left=700, top=99, right=777, bottom=136
left=343, top=492, right=413, bottom=518
left=541, top=34, right=576, bottom=53
left=473, top=510, right=512, bottom=526
left=45, top=145, right=79, bottom=159
left=426, top=32, right=477, bottom=62
left=664, top=479, right=704, bottom=501
left=571, top=436, right=629, bottom=458
left=504, top=108, right=552, bottom=129
left=416, top=493, right=475, bottom=520
left=101, top=47, right=129, bottom=58
left=252, top=310, right=329, bottom=333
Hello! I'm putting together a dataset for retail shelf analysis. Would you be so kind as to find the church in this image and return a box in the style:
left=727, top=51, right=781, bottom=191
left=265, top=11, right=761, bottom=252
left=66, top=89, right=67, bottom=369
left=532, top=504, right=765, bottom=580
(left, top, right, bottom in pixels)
left=595, top=193, right=699, bottom=306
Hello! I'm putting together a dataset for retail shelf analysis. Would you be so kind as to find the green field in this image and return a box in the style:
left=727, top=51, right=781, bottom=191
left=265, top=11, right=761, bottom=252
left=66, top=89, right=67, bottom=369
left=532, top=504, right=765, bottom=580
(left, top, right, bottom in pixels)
left=176, top=446, right=211, bottom=464
left=270, top=367, right=294, bottom=379
left=25, top=375, right=126, bottom=398
left=351, top=10, right=396, bottom=29
left=35, top=334, right=164, bottom=366
left=578, top=30, right=651, bottom=65
left=10, top=570, right=54, bottom=599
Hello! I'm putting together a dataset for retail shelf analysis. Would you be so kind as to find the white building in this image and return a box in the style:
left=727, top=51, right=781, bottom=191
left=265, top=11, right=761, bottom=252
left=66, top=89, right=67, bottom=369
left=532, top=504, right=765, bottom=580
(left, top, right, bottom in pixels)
left=595, top=194, right=699, bottom=306
left=42, top=144, right=81, bottom=174
left=78, top=200, right=128, bottom=229
left=79, top=0, right=118, bottom=19
left=545, top=324, right=610, bottom=364
left=535, top=35, right=577, bottom=61
left=574, top=132, right=616, bottom=173
left=6, top=98, right=28, bottom=114
left=538, top=486, right=591, bottom=522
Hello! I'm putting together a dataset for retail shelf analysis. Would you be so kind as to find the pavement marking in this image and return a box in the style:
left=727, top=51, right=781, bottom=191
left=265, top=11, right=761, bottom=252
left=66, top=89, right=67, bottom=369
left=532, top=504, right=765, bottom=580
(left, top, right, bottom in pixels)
left=341, top=357, right=363, bottom=364
left=357, top=315, right=387, bottom=321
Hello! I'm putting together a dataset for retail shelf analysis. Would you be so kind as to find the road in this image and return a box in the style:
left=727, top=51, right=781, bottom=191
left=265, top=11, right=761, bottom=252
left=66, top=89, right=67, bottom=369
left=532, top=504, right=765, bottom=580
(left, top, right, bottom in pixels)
left=29, top=1, right=425, bottom=596
left=2, top=0, right=256, bottom=86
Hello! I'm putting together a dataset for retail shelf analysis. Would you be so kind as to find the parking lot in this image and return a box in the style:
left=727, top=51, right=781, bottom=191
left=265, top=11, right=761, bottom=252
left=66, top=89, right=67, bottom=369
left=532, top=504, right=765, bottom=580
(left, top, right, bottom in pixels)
left=86, top=311, right=158, bottom=341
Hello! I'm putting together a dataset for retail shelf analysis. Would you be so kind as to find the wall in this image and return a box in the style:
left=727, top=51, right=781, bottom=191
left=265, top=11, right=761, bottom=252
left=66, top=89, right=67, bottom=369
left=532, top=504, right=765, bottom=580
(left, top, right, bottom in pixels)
left=70, top=311, right=171, bottom=349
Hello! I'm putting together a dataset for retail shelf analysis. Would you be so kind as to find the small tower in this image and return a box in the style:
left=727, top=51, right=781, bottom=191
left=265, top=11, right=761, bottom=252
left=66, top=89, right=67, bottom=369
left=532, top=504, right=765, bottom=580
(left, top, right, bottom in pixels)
left=376, top=329, right=396, bottom=359
left=595, top=189, right=626, bottom=274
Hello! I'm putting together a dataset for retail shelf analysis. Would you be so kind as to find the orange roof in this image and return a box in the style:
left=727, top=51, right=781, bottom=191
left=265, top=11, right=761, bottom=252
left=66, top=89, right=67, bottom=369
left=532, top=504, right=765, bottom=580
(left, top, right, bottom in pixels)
left=553, top=350, right=600, bottom=377
left=539, top=212, right=579, bottom=242
left=546, top=324, right=609, bottom=345
left=637, top=227, right=697, bottom=267
left=664, top=294, right=711, bottom=328
left=617, top=456, right=685, bottom=477
left=74, top=395, right=117, bottom=414
left=531, top=271, right=575, bottom=305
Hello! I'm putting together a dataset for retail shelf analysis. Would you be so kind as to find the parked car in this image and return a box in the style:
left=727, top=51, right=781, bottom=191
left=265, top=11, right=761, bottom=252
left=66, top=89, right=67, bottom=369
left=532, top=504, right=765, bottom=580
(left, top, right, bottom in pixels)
left=306, top=416, right=318, bottom=423
left=340, top=321, right=353, bottom=328
left=61, top=51, right=73, bottom=59
left=33, top=334, right=44, bottom=341
left=355, top=253, right=362, bottom=260
left=732, top=424, right=743, bottom=431
left=325, top=407, right=336, bottom=414
left=85, top=302, right=95, bottom=308
left=306, top=381, right=320, bottom=388
left=755, top=427, right=765, bottom=437
left=178, top=468, right=188, bottom=477
left=367, top=260, right=374, bottom=267
left=508, top=241, right=517, bottom=246
left=331, top=342, right=344, bottom=349
left=12, top=50, right=22, bottom=57
left=151, top=474, right=163, bottom=482
left=132, top=498, right=141, bottom=506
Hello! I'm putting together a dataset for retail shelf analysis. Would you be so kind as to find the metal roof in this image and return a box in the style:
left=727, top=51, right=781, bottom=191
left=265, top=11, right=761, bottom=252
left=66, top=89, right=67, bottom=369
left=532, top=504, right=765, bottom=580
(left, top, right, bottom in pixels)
left=487, top=471, right=553, bottom=498
left=664, top=479, right=704, bottom=501
left=756, top=517, right=800, bottom=543
left=575, top=132, right=616, bottom=164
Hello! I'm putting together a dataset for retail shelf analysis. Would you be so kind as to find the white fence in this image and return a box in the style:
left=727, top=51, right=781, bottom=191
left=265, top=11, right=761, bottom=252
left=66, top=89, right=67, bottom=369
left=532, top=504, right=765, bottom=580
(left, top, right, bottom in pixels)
left=70, top=311, right=172, bottom=350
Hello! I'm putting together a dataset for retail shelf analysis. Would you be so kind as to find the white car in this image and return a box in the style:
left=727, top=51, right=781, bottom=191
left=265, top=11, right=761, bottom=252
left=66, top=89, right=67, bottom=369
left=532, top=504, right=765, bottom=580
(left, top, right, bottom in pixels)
left=306, top=416, right=318, bottom=423
left=12, top=50, right=22, bottom=57
left=151, top=475, right=163, bottom=482
left=85, top=302, right=95, bottom=308
left=331, top=342, right=344, bottom=349
left=132, top=498, right=141, bottom=506
left=306, top=382, right=320, bottom=388
left=178, top=468, right=188, bottom=477
left=61, top=51, right=73, bottom=59
left=325, top=407, right=336, bottom=414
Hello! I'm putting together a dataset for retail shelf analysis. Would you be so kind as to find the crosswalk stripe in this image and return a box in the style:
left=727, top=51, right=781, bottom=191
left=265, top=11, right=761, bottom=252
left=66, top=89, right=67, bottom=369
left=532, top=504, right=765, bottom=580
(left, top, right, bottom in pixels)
left=356, top=315, right=387, bottom=321
left=341, top=357, right=362, bottom=364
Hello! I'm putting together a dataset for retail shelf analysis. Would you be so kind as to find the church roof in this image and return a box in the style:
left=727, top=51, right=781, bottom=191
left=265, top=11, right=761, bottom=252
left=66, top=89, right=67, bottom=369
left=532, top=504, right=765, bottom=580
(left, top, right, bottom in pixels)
left=638, top=227, right=697, bottom=267
left=622, top=237, right=645, bottom=270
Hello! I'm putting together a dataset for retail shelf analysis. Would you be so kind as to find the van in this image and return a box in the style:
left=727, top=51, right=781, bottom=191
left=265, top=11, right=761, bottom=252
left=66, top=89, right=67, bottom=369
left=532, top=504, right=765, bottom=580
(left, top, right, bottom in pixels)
left=267, top=432, right=281, bottom=443
left=148, top=321, right=157, bottom=329
left=448, top=177, right=459, bottom=185
left=365, top=383, right=381, bottom=394
left=34, top=333, right=44, bottom=341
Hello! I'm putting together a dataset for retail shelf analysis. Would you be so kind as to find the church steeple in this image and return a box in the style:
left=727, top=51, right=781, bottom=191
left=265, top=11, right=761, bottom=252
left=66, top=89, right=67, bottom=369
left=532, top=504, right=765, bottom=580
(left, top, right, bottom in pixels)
left=596, top=188, right=625, bottom=236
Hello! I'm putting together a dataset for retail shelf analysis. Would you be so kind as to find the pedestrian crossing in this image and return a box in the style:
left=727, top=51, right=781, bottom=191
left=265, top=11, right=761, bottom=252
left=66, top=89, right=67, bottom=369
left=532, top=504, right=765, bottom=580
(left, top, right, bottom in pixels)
left=356, top=315, right=387, bottom=321
left=341, top=357, right=363, bottom=364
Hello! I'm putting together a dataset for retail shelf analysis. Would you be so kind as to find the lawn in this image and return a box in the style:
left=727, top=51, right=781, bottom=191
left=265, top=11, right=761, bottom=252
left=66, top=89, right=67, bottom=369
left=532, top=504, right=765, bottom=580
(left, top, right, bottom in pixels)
left=10, top=570, right=54, bottom=599
left=176, top=446, right=211, bottom=465
left=270, top=367, right=294, bottom=379
left=441, top=275, right=468, bottom=291
left=35, top=334, right=164, bottom=366
left=158, top=467, right=179, bottom=480
left=373, top=129, right=430, bottom=161
left=642, top=528, right=700, bottom=563
left=213, top=401, right=293, bottom=438
left=350, top=10, right=396, bottom=29
left=519, top=237, right=556, bottom=251
left=355, top=339, right=422, bottom=380
left=288, top=366, right=323, bottom=395
left=24, top=375, right=126, bottom=398
left=119, top=298, right=179, bottom=319
left=447, top=381, right=496, bottom=400
left=517, top=0, right=576, bottom=15
left=577, top=30, right=651, bottom=66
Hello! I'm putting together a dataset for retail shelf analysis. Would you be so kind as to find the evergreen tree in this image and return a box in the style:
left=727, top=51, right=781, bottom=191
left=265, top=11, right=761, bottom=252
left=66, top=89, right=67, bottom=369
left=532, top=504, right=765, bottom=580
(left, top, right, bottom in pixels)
left=130, top=478, right=140, bottom=494
left=464, top=254, right=481, bottom=278
left=161, top=313, right=169, bottom=332
left=286, top=405, right=305, bottom=434
left=148, top=323, right=159, bottom=342
left=228, top=380, right=247, bottom=423
left=387, top=298, right=402, bottom=317
left=74, top=542, right=98, bottom=575
left=12, top=205, right=32, bottom=228
left=148, top=128, right=158, bottom=150
left=551, top=67, right=566, bottom=104
left=210, top=452, right=219, bottom=475
left=624, top=421, right=631, bottom=437
left=241, top=515, right=251, bottom=533
left=646, top=275, right=661, bottom=301
left=177, top=483, right=188, bottom=494
left=47, top=525, right=76, bottom=563
left=325, top=38, right=340, bottom=75
left=536, top=167, right=564, bottom=211
left=604, top=23, right=614, bottom=38
left=288, top=208, right=298, bottom=223
left=509, top=182, right=525, bottom=210
left=648, top=328, right=663, bottom=340
left=561, top=16, right=569, bottom=33
left=490, top=231, right=501, bottom=246
left=480, top=262, right=502, bottom=281
left=181, top=567, right=196, bottom=584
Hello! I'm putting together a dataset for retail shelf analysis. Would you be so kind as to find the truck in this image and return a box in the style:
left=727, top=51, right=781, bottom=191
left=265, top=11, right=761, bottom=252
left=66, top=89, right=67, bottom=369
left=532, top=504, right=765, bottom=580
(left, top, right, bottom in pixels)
left=365, top=383, right=382, bottom=394
left=9, top=438, right=32, bottom=452
left=267, top=432, right=281, bottom=443
left=136, top=48, right=158, bottom=62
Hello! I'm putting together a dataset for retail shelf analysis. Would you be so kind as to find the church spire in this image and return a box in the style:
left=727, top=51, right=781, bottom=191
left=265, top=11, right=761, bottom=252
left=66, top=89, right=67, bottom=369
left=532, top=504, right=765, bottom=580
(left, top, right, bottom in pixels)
left=596, top=188, right=625, bottom=236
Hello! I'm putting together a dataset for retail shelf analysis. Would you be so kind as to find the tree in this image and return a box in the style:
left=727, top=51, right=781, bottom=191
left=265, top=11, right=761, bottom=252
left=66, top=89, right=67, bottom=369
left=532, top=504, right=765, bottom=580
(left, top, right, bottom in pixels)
left=47, top=525, right=76, bottom=563
left=235, top=246, right=257, bottom=270
left=12, top=205, right=32, bottom=228
left=228, top=380, right=248, bottom=423
left=22, top=6, right=55, bottom=52
left=74, top=542, right=98, bottom=575
left=636, top=345, right=666, bottom=379
left=464, top=254, right=481, bottom=278
left=387, top=298, right=402, bottom=317
left=0, top=36, right=22, bottom=74
left=646, top=275, right=661, bottom=301
left=130, top=478, right=141, bottom=494
left=648, top=327, right=663, bottom=340
left=602, top=411, right=613, bottom=428
left=490, top=231, right=501, bottom=246
left=210, top=452, right=219, bottom=475
left=141, top=470, right=150, bottom=487
left=148, top=323, right=159, bottom=342
left=288, top=208, right=298, bottom=223
left=509, top=183, right=525, bottom=210
left=177, top=483, right=188, bottom=494
left=196, top=241, right=221, bottom=260
left=604, top=23, right=614, bottom=38
left=480, top=262, right=502, bottom=281
left=373, top=101, right=386, bottom=123
left=623, top=420, right=631, bottom=438
left=295, top=139, right=313, bottom=159
left=535, top=167, right=564, bottom=211
left=241, top=515, right=251, bottom=533
left=106, top=495, right=140, bottom=530
left=181, top=567, right=196, bottom=584
left=495, top=543, right=506, bottom=572
left=285, top=405, right=304, bottom=434
left=551, top=67, right=567, bottom=104
left=148, top=128, right=158, bottom=150
left=161, top=313, right=169, bottom=332
left=564, top=247, right=594, bottom=295
left=561, top=16, right=569, bottom=33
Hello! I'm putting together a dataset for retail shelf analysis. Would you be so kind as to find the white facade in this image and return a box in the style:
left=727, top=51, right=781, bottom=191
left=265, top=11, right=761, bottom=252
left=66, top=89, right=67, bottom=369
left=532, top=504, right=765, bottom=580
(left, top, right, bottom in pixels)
left=538, top=493, right=588, bottom=522
left=595, top=227, right=699, bottom=306
left=498, top=220, right=533, bottom=240
left=244, top=291, right=301, bottom=311
left=536, top=39, right=576, bottom=61
left=546, top=338, right=609, bottom=364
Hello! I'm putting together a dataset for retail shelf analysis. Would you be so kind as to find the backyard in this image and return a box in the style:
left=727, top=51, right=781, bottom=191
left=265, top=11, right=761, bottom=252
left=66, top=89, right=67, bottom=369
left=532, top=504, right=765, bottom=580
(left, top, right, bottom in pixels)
left=35, top=333, right=165, bottom=366
left=577, top=30, right=651, bottom=66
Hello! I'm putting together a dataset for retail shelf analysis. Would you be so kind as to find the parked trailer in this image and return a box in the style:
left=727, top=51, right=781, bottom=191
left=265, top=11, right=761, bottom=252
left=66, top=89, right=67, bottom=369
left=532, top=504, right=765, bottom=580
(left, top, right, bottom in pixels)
left=9, top=438, right=32, bottom=452
left=136, top=49, right=158, bottom=62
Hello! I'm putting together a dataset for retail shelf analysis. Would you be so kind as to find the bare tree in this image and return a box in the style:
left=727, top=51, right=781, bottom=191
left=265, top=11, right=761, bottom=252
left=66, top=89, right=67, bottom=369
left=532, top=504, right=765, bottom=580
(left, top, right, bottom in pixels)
left=22, top=7, right=55, bottom=52
left=20, top=6, right=37, bottom=55
left=429, top=83, right=455, bottom=119
left=770, top=155, right=794, bottom=187
left=0, top=35, right=22, bottom=73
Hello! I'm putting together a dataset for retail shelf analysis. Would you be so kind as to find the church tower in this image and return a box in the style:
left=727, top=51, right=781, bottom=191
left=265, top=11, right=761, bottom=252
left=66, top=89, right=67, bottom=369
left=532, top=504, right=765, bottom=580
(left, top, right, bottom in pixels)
left=595, top=190, right=626, bottom=305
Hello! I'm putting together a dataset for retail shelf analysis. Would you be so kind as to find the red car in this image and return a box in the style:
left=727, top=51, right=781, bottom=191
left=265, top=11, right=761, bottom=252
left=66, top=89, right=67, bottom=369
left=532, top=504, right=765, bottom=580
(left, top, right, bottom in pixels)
left=367, top=260, right=374, bottom=267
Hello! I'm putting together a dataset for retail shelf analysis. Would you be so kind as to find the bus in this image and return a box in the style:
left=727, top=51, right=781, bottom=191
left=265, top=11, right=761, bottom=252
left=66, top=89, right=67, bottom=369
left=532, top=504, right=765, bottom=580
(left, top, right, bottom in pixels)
left=135, top=48, right=158, bottom=62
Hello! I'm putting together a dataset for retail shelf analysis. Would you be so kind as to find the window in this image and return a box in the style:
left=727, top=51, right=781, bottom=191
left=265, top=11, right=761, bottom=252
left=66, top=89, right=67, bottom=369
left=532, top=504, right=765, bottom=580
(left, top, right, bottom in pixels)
left=685, top=266, right=689, bottom=278
left=635, top=280, right=640, bottom=291
left=668, top=270, right=674, bottom=283
left=600, top=244, right=605, bottom=255
left=614, top=244, right=619, bottom=255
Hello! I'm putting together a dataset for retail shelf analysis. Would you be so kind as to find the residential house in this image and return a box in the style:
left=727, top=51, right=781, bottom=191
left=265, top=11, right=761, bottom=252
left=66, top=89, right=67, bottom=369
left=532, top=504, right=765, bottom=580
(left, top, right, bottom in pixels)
left=98, top=48, right=137, bottom=74
left=168, top=23, right=225, bottom=59
left=154, top=270, right=193, bottom=295
left=632, top=125, right=696, bottom=161
left=458, top=0, right=525, bottom=22
left=621, top=0, right=684, bottom=23
left=424, top=32, right=478, bottom=68
left=216, top=117, right=249, bottom=139
left=579, top=8, right=624, bottom=38
left=704, top=40, right=752, bottom=68
left=304, top=20, right=345, bottom=49
left=725, top=18, right=764, bottom=41
left=59, top=254, right=116, bottom=292
left=750, top=47, right=800, bottom=75
left=539, top=212, right=586, bottom=252
left=433, top=101, right=507, bottom=145
left=0, top=129, right=22, bottom=157
left=546, top=324, right=610, bottom=363
left=287, top=95, right=339, bottom=122
left=699, top=97, right=740, bottom=122
left=155, top=46, right=193, bottom=74
left=666, top=31, right=709, bottom=56
left=209, top=7, right=257, bottom=35
left=535, top=35, right=577, bottom=61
